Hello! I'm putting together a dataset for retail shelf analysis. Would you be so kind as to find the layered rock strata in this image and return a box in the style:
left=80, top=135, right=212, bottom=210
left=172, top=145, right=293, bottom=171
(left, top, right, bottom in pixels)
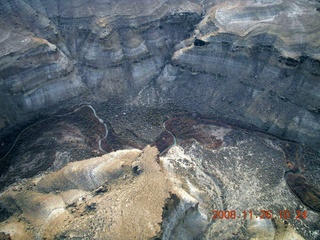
left=0, top=1, right=319, bottom=238
left=143, top=0, right=320, bottom=150
left=0, top=0, right=202, bottom=133
left=0, top=0, right=319, bottom=151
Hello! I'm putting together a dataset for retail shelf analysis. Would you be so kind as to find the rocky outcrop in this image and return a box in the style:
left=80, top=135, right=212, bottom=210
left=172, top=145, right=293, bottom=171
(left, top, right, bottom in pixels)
left=1, top=122, right=319, bottom=239
left=141, top=0, right=320, bottom=150
left=0, top=19, right=84, bottom=130
left=0, top=0, right=319, bottom=151
left=0, top=0, right=319, bottom=239
left=0, top=105, right=109, bottom=191
left=0, top=147, right=168, bottom=239
left=0, top=0, right=203, bottom=134
left=0, top=146, right=206, bottom=239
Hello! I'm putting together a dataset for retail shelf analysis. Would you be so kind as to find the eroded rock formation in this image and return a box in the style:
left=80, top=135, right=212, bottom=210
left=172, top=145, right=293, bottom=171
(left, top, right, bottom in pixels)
left=0, top=147, right=167, bottom=239
left=1, top=123, right=319, bottom=239
left=0, top=0, right=320, bottom=239
left=0, top=0, right=319, bottom=150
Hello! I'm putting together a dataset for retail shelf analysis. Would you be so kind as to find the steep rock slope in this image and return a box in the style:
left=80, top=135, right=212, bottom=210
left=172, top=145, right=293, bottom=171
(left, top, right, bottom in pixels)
left=1, top=126, right=319, bottom=239
left=0, top=0, right=319, bottom=150
left=141, top=0, right=320, bottom=150
left=0, top=0, right=319, bottom=151
left=0, top=0, right=203, bottom=133
left=0, top=1, right=319, bottom=239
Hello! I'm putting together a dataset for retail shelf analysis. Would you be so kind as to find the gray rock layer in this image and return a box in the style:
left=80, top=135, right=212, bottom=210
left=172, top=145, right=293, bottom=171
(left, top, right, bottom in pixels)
left=0, top=0, right=319, bottom=152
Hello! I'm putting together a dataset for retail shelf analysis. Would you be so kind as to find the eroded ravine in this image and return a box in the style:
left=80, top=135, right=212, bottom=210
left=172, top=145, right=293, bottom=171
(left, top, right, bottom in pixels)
left=0, top=105, right=108, bottom=161
left=0, top=0, right=320, bottom=239
left=0, top=108, right=320, bottom=239
left=2, top=105, right=320, bottom=215
left=0, top=105, right=110, bottom=191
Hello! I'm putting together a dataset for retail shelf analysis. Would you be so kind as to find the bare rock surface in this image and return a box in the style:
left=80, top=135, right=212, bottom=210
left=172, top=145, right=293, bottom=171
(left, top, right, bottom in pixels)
left=0, top=105, right=108, bottom=191
left=0, top=0, right=319, bottom=151
left=0, top=146, right=172, bottom=239
left=0, top=0, right=319, bottom=239
left=0, top=123, right=319, bottom=239
left=0, top=0, right=202, bottom=133
left=142, top=0, right=320, bottom=150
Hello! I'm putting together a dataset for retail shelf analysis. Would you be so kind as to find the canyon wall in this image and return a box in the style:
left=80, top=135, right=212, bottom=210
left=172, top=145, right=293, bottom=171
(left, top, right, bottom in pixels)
left=1, top=1, right=320, bottom=239
left=0, top=0, right=319, bottom=151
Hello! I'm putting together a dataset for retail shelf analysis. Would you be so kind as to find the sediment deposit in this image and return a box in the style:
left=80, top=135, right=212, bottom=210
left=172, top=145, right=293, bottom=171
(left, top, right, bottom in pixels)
left=0, top=0, right=320, bottom=239
left=0, top=0, right=319, bottom=150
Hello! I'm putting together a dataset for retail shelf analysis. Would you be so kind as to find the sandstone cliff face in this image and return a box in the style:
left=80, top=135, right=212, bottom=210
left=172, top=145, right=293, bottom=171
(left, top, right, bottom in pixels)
left=0, top=0, right=319, bottom=151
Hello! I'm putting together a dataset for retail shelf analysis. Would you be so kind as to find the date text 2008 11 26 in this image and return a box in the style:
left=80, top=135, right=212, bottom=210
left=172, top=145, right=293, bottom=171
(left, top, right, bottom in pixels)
left=212, top=210, right=307, bottom=220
